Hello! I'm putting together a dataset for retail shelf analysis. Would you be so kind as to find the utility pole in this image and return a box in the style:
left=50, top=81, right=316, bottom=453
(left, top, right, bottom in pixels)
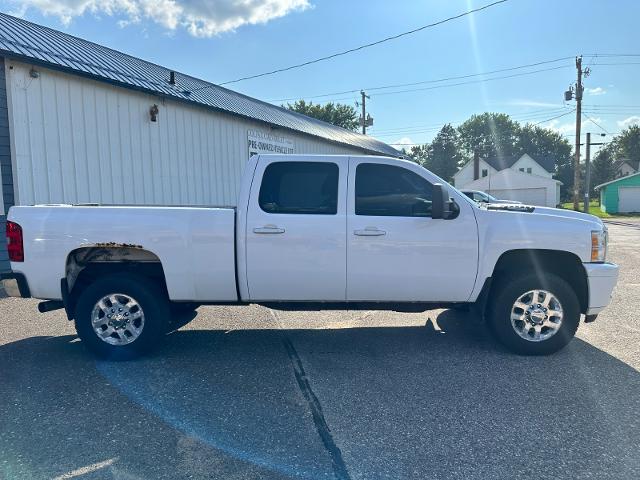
left=360, top=90, right=367, bottom=135
left=573, top=56, right=583, bottom=211
left=581, top=133, right=606, bottom=214
left=357, top=90, right=373, bottom=135
left=584, top=132, right=591, bottom=213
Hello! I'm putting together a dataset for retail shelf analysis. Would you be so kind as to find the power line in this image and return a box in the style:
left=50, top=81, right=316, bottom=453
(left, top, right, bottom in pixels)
left=193, top=0, right=511, bottom=89
left=583, top=53, right=640, bottom=57
left=271, top=56, right=573, bottom=102
left=371, top=109, right=575, bottom=140
left=582, top=111, right=640, bottom=116
left=589, top=62, right=640, bottom=66
left=270, top=55, right=639, bottom=105
left=582, top=113, right=610, bottom=135
left=276, top=64, right=572, bottom=105
left=388, top=127, right=622, bottom=148
left=564, top=132, right=621, bottom=137
left=373, top=65, right=571, bottom=98
left=585, top=104, right=640, bottom=108
left=370, top=108, right=574, bottom=137
left=530, top=109, right=576, bottom=126
left=268, top=56, right=639, bottom=106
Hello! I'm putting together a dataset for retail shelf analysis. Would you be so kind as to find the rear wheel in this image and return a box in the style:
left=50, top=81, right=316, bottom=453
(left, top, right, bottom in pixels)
left=488, top=272, right=580, bottom=355
left=75, top=273, right=169, bottom=359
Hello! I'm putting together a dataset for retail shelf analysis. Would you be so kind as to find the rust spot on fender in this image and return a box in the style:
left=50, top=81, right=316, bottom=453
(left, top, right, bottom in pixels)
left=91, top=242, right=144, bottom=249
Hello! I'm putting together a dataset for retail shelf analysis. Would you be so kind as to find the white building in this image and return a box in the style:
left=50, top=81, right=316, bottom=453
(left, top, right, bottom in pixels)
left=453, top=153, right=561, bottom=207
left=614, top=159, right=638, bottom=178
left=0, top=13, right=399, bottom=271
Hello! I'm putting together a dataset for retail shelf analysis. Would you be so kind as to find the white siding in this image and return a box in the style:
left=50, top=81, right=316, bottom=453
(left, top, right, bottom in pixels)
left=617, top=162, right=636, bottom=177
left=511, top=154, right=552, bottom=178
left=463, top=169, right=560, bottom=207
left=453, top=159, right=495, bottom=187
left=6, top=61, right=365, bottom=207
left=489, top=188, right=547, bottom=206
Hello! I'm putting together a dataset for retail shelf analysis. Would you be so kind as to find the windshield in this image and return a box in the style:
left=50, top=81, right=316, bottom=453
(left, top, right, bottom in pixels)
left=484, top=192, right=500, bottom=202
left=424, top=170, right=479, bottom=208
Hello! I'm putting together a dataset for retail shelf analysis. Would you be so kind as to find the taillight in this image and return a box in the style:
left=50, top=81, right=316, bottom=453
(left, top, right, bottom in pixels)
left=6, top=221, right=24, bottom=262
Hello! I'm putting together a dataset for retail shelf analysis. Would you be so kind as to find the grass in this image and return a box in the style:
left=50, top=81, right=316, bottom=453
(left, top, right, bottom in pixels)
left=560, top=201, right=611, bottom=218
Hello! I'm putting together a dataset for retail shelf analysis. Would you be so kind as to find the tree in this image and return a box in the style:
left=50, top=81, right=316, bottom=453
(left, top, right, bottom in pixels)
left=456, top=113, right=521, bottom=160
left=584, top=125, right=640, bottom=198
left=406, top=113, right=574, bottom=198
left=516, top=124, right=572, bottom=164
left=284, top=100, right=359, bottom=131
left=607, top=124, right=640, bottom=167
left=517, top=124, right=573, bottom=200
left=424, top=124, right=464, bottom=181
left=555, top=155, right=578, bottom=202
left=590, top=147, right=616, bottom=197
left=454, top=113, right=573, bottom=198
left=408, top=144, right=428, bottom=166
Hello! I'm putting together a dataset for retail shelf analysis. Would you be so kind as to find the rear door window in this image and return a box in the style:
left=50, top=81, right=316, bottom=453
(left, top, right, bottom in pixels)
left=259, top=162, right=339, bottom=214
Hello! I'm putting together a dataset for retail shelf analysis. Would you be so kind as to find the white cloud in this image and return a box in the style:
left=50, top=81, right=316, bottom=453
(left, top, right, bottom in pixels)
left=618, top=116, right=640, bottom=128
left=12, top=0, right=310, bottom=36
left=390, top=137, right=415, bottom=149
left=541, top=116, right=607, bottom=135
left=585, top=87, right=606, bottom=96
left=393, top=136, right=414, bottom=145
left=507, top=99, right=564, bottom=108
left=544, top=120, right=576, bottom=134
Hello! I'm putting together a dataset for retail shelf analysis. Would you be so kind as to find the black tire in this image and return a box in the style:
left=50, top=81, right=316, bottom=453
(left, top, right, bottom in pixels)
left=74, top=273, right=170, bottom=360
left=487, top=272, right=580, bottom=355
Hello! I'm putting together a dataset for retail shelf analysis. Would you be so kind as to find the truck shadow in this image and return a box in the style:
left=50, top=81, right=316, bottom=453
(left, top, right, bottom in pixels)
left=1, top=310, right=639, bottom=479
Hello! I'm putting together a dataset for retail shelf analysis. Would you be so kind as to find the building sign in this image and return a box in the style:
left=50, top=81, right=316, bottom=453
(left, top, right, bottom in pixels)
left=248, top=130, right=295, bottom=159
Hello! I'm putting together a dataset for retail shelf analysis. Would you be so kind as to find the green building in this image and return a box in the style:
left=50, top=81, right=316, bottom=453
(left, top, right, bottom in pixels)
left=596, top=172, right=640, bottom=213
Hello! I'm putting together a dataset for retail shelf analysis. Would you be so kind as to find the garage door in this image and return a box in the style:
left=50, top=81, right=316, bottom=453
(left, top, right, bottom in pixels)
left=618, top=186, right=640, bottom=213
left=489, top=188, right=547, bottom=206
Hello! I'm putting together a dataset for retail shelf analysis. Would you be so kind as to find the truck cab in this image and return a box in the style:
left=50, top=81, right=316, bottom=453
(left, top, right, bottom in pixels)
left=237, top=155, right=478, bottom=303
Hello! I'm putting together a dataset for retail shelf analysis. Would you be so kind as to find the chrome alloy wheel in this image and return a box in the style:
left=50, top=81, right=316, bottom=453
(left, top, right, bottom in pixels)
left=510, top=290, right=563, bottom=342
left=91, top=293, right=145, bottom=346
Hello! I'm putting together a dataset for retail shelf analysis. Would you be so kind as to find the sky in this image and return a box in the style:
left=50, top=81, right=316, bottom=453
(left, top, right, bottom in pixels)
left=1, top=0, right=639, bottom=156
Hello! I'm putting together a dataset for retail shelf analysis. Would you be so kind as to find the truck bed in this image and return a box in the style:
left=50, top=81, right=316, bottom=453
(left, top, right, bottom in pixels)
left=8, top=205, right=238, bottom=302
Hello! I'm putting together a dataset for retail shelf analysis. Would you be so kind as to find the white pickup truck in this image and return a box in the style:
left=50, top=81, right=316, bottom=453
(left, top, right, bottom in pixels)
left=1, top=154, right=619, bottom=358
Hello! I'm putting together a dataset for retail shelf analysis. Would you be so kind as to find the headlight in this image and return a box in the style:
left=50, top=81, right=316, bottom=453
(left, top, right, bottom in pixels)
left=591, top=229, right=607, bottom=262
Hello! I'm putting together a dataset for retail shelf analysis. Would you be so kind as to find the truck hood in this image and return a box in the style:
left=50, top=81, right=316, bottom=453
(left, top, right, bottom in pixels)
left=474, top=203, right=604, bottom=264
left=483, top=204, right=604, bottom=228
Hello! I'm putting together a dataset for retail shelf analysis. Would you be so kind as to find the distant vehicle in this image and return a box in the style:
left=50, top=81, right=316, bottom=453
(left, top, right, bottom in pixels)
left=2, top=155, right=618, bottom=359
left=462, top=190, right=522, bottom=205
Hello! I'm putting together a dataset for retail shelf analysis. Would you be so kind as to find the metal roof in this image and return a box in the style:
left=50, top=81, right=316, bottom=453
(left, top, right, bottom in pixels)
left=595, top=171, right=640, bottom=190
left=0, top=12, right=401, bottom=158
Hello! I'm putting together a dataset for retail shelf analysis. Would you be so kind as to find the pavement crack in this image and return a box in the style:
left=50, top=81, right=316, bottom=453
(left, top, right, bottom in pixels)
left=282, top=337, right=351, bottom=480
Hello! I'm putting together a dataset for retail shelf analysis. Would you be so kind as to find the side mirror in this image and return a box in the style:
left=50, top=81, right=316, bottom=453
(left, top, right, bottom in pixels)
left=432, top=183, right=452, bottom=219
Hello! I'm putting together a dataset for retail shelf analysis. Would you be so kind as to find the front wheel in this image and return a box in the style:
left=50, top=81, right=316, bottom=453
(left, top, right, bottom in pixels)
left=74, top=273, right=170, bottom=360
left=488, top=273, right=580, bottom=355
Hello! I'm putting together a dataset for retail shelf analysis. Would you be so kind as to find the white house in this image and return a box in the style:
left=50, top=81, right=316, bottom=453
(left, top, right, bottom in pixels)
left=453, top=153, right=561, bottom=207
left=614, top=159, right=638, bottom=178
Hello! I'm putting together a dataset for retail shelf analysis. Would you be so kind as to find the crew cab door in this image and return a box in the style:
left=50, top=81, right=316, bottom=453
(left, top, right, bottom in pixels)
left=346, top=157, right=478, bottom=302
left=245, top=157, right=347, bottom=301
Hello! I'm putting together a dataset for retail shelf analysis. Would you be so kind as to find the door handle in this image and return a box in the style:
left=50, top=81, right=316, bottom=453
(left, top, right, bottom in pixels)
left=253, top=225, right=285, bottom=234
left=354, top=227, right=386, bottom=236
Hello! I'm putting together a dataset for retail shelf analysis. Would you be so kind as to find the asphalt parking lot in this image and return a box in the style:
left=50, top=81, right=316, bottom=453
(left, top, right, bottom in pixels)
left=1, top=223, right=639, bottom=480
